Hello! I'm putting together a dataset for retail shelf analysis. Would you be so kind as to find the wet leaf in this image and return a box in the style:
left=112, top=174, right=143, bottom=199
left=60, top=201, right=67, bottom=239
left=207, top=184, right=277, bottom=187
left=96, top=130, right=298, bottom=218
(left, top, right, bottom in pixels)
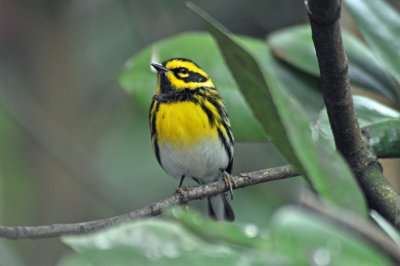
left=270, top=207, right=392, bottom=266
left=367, top=119, right=400, bottom=158
left=318, top=96, right=399, bottom=138
left=60, top=216, right=288, bottom=266
left=344, top=0, right=400, bottom=83
left=268, top=25, right=400, bottom=102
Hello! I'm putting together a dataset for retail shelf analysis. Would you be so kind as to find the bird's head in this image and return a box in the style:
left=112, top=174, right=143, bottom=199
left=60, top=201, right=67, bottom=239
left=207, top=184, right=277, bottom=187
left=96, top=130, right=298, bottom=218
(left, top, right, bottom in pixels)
left=151, top=58, right=215, bottom=94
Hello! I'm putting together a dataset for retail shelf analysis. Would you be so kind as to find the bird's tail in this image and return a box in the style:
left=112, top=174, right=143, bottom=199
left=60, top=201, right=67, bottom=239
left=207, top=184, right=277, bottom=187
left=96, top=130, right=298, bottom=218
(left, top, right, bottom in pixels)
left=207, top=193, right=235, bottom=221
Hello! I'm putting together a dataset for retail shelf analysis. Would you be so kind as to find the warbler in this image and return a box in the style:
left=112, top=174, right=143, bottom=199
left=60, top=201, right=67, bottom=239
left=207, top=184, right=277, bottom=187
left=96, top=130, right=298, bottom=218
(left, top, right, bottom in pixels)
left=149, top=57, right=235, bottom=221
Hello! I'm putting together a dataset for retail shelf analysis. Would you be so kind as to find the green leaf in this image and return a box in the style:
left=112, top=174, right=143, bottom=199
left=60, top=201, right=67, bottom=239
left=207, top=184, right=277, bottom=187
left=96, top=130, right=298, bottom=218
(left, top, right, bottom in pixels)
left=268, top=25, right=400, bottom=102
left=235, top=36, right=325, bottom=120
left=353, top=97, right=399, bottom=128
left=344, top=0, right=400, bottom=82
left=317, top=96, right=400, bottom=140
left=268, top=26, right=318, bottom=76
left=188, top=2, right=368, bottom=216
left=367, top=119, right=400, bottom=158
left=165, top=208, right=271, bottom=251
left=118, top=32, right=265, bottom=141
left=316, top=96, right=400, bottom=158
left=58, top=248, right=152, bottom=266
left=270, top=207, right=392, bottom=266
left=270, top=58, right=324, bottom=120
left=59, top=208, right=393, bottom=266
left=60, top=215, right=288, bottom=266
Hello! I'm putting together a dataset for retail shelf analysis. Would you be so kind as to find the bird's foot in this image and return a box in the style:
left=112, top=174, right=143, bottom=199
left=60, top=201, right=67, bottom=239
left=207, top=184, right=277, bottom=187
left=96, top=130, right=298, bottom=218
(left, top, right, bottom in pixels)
left=222, top=171, right=235, bottom=200
left=175, top=185, right=190, bottom=193
left=176, top=186, right=191, bottom=205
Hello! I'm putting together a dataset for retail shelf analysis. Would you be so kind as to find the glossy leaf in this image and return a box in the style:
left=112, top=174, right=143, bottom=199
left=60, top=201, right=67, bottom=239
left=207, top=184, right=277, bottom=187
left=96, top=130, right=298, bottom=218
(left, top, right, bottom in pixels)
left=118, top=33, right=265, bottom=141
left=352, top=97, right=400, bottom=128
left=270, top=58, right=324, bottom=120
left=268, top=25, right=400, bottom=102
left=188, top=3, right=367, bottom=216
left=59, top=208, right=392, bottom=266
left=344, top=0, right=400, bottom=82
left=166, top=208, right=272, bottom=250
left=270, top=207, right=392, bottom=266
left=60, top=216, right=288, bottom=266
left=367, top=119, right=400, bottom=158
left=317, top=96, right=400, bottom=145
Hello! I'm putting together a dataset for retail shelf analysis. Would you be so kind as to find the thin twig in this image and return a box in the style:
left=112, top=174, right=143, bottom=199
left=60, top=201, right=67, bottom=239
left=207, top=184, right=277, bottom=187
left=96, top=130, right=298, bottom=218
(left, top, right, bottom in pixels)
left=302, top=195, right=400, bottom=265
left=305, top=0, right=400, bottom=228
left=0, top=165, right=298, bottom=240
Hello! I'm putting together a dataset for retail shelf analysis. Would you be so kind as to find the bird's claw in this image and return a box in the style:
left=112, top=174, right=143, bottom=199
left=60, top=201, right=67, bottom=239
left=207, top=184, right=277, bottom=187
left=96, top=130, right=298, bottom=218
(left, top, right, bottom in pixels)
left=222, top=171, right=235, bottom=200
left=175, top=185, right=190, bottom=193
left=176, top=186, right=190, bottom=205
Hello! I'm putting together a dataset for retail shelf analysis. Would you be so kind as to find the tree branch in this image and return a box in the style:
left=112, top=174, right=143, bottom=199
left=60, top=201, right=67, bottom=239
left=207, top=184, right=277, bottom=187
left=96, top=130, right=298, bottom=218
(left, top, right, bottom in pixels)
left=305, top=0, right=400, bottom=228
left=0, top=165, right=298, bottom=240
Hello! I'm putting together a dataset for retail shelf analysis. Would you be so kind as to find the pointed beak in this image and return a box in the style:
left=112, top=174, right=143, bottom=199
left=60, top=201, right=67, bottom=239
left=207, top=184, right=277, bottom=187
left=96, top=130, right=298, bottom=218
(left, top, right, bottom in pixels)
left=151, top=63, right=169, bottom=73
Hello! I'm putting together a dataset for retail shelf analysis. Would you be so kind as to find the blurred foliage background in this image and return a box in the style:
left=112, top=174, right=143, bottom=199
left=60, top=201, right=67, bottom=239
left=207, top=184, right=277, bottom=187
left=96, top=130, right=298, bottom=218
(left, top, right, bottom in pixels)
left=0, top=1, right=399, bottom=265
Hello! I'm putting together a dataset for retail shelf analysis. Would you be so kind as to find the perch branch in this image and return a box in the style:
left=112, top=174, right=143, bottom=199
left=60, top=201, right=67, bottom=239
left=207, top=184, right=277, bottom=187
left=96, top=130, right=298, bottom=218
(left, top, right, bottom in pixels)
left=305, top=0, right=400, bottom=228
left=0, top=165, right=298, bottom=240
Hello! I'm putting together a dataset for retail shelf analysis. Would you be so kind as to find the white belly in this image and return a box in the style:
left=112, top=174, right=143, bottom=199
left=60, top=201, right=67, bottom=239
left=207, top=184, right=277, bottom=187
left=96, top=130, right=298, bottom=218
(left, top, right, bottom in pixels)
left=158, top=137, right=229, bottom=184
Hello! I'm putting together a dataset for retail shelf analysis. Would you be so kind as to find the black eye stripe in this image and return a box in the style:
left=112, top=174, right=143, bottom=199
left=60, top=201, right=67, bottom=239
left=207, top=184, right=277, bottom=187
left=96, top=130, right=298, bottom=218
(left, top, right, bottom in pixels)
left=173, top=67, right=189, bottom=75
left=183, top=72, right=208, bottom=82
left=171, top=67, right=208, bottom=83
left=173, top=72, right=186, bottom=79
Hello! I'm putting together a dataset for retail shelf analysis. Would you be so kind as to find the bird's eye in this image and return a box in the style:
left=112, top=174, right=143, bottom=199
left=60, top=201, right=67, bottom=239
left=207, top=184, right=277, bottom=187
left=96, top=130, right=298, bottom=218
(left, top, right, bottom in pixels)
left=178, top=68, right=188, bottom=74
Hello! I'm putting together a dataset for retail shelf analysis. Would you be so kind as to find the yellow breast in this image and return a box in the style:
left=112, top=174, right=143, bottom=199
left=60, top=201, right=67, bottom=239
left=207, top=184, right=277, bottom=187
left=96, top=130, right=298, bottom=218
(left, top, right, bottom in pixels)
left=155, top=101, right=218, bottom=147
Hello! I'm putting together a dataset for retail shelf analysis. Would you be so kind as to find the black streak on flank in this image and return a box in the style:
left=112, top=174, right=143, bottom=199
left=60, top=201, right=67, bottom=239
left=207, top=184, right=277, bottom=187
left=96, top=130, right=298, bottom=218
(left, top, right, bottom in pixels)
left=150, top=101, right=160, bottom=138
left=200, top=102, right=215, bottom=127
left=205, top=96, right=234, bottom=145
left=222, top=122, right=234, bottom=145
left=149, top=99, right=162, bottom=166
left=154, top=138, right=161, bottom=165
left=217, top=128, right=232, bottom=173
left=205, top=96, right=224, bottom=119
left=149, top=100, right=155, bottom=121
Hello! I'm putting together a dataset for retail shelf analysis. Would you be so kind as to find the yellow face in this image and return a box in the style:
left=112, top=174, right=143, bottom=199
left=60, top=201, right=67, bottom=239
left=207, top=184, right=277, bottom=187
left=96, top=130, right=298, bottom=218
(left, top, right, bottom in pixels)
left=154, top=58, right=215, bottom=93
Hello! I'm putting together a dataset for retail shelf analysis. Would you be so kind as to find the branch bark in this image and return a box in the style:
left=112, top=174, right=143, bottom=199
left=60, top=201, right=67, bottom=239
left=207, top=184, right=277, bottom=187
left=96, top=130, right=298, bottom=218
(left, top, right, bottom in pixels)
left=305, top=0, right=400, bottom=227
left=0, top=165, right=298, bottom=240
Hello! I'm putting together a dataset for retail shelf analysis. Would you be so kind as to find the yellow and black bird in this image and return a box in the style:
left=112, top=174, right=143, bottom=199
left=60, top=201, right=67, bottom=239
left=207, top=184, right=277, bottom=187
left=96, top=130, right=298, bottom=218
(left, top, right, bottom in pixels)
left=149, top=58, right=235, bottom=221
